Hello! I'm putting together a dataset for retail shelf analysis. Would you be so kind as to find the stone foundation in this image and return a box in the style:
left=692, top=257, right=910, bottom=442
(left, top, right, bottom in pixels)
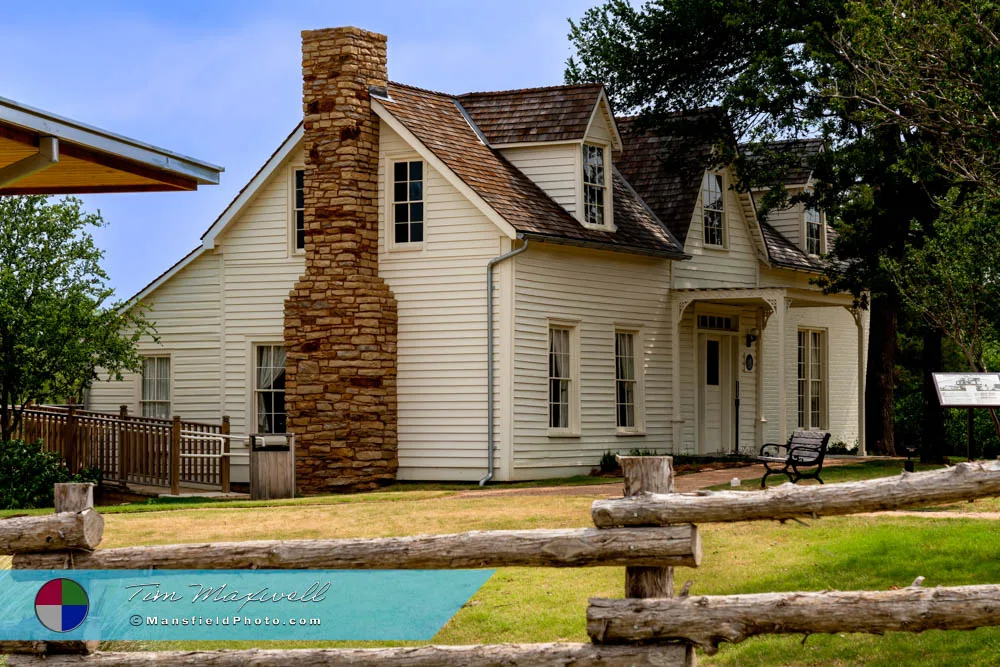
left=283, top=27, right=398, bottom=493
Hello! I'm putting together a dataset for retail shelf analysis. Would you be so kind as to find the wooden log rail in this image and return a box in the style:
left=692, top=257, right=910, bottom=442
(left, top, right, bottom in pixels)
left=6, top=643, right=695, bottom=666
left=587, top=583, right=1000, bottom=654
left=0, top=510, right=103, bottom=553
left=13, top=526, right=701, bottom=570
left=592, top=459, right=1000, bottom=527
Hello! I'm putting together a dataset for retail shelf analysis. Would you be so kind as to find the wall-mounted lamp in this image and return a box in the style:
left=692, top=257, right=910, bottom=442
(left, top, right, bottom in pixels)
left=745, top=327, right=760, bottom=348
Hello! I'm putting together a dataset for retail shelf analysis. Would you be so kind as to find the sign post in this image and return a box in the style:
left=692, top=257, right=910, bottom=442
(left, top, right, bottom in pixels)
left=932, top=373, right=1000, bottom=461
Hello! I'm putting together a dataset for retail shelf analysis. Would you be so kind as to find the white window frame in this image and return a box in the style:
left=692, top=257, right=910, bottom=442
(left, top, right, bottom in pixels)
left=253, top=343, right=287, bottom=435
left=580, top=142, right=613, bottom=230
left=388, top=158, right=426, bottom=251
left=290, top=166, right=306, bottom=255
left=547, top=321, right=581, bottom=437
left=139, top=355, right=171, bottom=419
left=804, top=206, right=824, bottom=256
left=797, top=328, right=828, bottom=430
left=614, top=328, right=645, bottom=435
left=702, top=171, right=727, bottom=249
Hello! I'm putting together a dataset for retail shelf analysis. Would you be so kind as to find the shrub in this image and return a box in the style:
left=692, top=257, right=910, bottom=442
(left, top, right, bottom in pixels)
left=626, top=448, right=659, bottom=457
left=599, top=450, right=619, bottom=474
left=0, top=439, right=102, bottom=510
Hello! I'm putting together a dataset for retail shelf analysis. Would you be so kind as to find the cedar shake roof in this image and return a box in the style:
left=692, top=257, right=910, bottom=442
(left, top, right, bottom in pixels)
left=741, top=138, right=824, bottom=186
left=614, top=114, right=722, bottom=245
left=457, top=84, right=605, bottom=145
left=376, top=82, right=685, bottom=257
left=760, top=220, right=824, bottom=271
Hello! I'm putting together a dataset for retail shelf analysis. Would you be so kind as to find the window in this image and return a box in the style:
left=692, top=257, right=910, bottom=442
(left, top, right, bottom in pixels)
left=549, top=328, right=573, bottom=430
left=582, top=143, right=607, bottom=227
left=797, top=330, right=825, bottom=429
left=392, top=160, right=424, bottom=245
left=805, top=207, right=823, bottom=255
left=140, top=356, right=170, bottom=419
left=698, top=314, right=738, bottom=332
left=702, top=172, right=725, bottom=247
left=615, top=332, right=639, bottom=429
left=706, top=339, right=720, bottom=386
left=255, top=345, right=287, bottom=434
left=293, top=168, right=305, bottom=250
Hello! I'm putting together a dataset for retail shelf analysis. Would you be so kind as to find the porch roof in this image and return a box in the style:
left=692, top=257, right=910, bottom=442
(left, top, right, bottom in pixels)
left=674, top=286, right=854, bottom=310
left=0, top=95, right=222, bottom=195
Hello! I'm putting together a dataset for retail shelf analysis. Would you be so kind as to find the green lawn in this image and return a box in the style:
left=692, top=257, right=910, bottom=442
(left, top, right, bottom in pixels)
left=6, top=459, right=1000, bottom=665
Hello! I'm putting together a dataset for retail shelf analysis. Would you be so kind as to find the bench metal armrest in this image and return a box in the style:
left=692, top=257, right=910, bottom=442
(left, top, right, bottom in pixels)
left=759, top=443, right=788, bottom=458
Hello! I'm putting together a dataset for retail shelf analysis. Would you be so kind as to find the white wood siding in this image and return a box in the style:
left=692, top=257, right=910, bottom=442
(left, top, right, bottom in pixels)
left=512, top=243, right=672, bottom=478
left=762, top=188, right=805, bottom=250
left=674, top=169, right=760, bottom=289
left=500, top=144, right=579, bottom=216
left=379, top=121, right=508, bottom=481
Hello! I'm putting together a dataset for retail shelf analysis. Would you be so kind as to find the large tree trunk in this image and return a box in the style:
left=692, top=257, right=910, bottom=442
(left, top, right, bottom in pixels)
left=866, top=292, right=898, bottom=455
left=920, top=327, right=947, bottom=463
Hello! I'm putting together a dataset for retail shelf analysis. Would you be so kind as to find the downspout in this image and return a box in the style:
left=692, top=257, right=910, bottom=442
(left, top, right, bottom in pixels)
left=480, top=235, right=529, bottom=486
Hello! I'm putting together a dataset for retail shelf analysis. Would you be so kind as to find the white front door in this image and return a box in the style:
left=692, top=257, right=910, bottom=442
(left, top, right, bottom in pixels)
left=700, top=334, right=734, bottom=454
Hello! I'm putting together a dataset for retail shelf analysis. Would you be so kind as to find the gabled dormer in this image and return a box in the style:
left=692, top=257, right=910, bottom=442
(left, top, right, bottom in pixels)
left=458, top=84, right=622, bottom=232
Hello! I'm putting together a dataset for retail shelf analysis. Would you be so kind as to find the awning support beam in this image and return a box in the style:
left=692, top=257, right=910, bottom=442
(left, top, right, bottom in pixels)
left=0, top=136, right=58, bottom=187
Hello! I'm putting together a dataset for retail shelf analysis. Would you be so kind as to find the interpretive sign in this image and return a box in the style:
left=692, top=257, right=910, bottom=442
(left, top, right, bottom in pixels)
left=932, top=373, right=1000, bottom=408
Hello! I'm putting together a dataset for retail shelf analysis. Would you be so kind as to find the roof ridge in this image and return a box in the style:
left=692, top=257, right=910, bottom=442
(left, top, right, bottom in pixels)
left=388, top=80, right=456, bottom=99
left=458, top=82, right=603, bottom=98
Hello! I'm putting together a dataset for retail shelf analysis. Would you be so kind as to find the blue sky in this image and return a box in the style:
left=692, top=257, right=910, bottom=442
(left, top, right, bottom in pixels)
left=0, top=1, right=597, bottom=297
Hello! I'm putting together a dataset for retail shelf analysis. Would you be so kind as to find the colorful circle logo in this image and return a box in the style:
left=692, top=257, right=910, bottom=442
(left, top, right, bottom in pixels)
left=35, top=578, right=89, bottom=632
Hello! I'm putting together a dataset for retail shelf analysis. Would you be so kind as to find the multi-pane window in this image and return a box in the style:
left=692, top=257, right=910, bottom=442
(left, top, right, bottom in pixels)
left=698, top=314, right=738, bottom=332
left=549, top=328, right=572, bottom=429
left=582, top=144, right=606, bottom=226
left=702, top=172, right=725, bottom=247
left=393, top=160, right=424, bottom=244
left=797, top=330, right=825, bottom=429
left=293, top=169, right=305, bottom=250
left=805, top=207, right=822, bottom=255
left=615, top=332, right=638, bottom=429
left=140, top=357, right=170, bottom=419
left=255, top=345, right=287, bottom=434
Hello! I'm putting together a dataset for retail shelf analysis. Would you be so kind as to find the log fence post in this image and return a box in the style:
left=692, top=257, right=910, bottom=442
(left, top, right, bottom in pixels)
left=220, top=415, right=231, bottom=493
left=619, top=456, right=675, bottom=598
left=170, top=415, right=181, bottom=496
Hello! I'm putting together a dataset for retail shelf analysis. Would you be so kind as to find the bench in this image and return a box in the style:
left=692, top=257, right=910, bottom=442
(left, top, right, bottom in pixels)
left=757, top=430, right=831, bottom=489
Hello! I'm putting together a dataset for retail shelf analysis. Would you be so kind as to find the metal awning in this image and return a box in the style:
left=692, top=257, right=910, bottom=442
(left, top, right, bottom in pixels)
left=0, top=95, right=222, bottom=194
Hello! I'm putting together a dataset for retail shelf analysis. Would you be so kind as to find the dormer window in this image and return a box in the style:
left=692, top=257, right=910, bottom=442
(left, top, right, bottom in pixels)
left=805, top=207, right=823, bottom=255
left=582, top=143, right=608, bottom=227
left=393, top=160, right=424, bottom=245
left=702, top=172, right=725, bottom=247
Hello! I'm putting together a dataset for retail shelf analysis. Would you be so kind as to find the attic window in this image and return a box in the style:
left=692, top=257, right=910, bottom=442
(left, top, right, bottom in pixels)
left=393, top=160, right=424, bottom=245
left=293, top=169, right=305, bottom=250
left=805, top=207, right=823, bottom=255
left=582, top=143, right=607, bottom=227
left=702, top=172, right=725, bottom=247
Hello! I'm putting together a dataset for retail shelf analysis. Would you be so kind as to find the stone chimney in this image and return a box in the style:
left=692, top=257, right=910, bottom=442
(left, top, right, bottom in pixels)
left=283, top=27, right=398, bottom=493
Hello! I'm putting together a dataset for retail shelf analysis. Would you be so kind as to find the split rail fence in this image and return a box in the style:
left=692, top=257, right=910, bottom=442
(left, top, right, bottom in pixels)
left=2, top=458, right=1000, bottom=665
left=13, top=406, right=232, bottom=494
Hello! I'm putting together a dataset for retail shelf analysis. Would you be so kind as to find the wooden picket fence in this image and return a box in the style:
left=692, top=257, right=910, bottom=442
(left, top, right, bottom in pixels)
left=12, top=405, right=230, bottom=493
left=2, top=459, right=1000, bottom=665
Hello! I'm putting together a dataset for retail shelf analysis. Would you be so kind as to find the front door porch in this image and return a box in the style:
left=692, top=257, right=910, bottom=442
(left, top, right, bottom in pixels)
left=670, top=287, right=869, bottom=457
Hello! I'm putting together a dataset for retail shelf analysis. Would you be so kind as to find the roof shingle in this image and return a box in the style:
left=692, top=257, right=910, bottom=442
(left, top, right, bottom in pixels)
left=457, top=84, right=605, bottom=146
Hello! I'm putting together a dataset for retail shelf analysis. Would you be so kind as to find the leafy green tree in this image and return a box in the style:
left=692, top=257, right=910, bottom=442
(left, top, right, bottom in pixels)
left=0, top=195, right=154, bottom=441
left=565, top=0, right=950, bottom=456
left=884, top=191, right=1000, bottom=440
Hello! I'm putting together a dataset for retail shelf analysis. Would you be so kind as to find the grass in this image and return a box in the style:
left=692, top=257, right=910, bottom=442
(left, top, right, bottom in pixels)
left=42, top=469, right=997, bottom=666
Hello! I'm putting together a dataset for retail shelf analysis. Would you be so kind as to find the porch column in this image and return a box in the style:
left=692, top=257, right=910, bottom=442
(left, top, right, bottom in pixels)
left=773, top=297, right=789, bottom=443
left=851, top=306, right=869, bottom=456
left=670, top=297, right=686, bottom=451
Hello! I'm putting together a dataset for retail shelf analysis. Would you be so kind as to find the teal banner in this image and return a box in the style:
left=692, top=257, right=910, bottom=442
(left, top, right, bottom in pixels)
left=0, top=570, right=493, bottom=641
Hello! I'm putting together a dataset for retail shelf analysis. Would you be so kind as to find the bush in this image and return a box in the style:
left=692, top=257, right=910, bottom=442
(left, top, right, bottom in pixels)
left=599, top=450, right=619, bottom=474
left=0, top=439, right=101, bottom=510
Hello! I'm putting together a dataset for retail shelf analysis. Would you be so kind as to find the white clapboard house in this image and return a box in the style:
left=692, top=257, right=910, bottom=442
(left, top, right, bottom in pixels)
left=87, top=31, right=867, bottom=484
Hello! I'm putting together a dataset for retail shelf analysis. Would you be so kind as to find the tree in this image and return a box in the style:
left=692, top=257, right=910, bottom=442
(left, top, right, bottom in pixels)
left=0, top=195, right=154, bottom=441
left=565, top=0, right=950, bottom=456
left=884, top=190, right=1000, bottom=441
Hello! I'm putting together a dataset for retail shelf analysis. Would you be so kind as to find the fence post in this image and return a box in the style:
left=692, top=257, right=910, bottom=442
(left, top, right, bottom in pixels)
left=117, top=405, right=129, bottom=484
left=220, top=416, right=231, bottom=493
left=54, top=482, right=94, bottom=513
left=170, top=416, right=181, bottom=496
left=619, top=455, right=674, bottom=598
left=64, top=406, right=79, bottom=474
